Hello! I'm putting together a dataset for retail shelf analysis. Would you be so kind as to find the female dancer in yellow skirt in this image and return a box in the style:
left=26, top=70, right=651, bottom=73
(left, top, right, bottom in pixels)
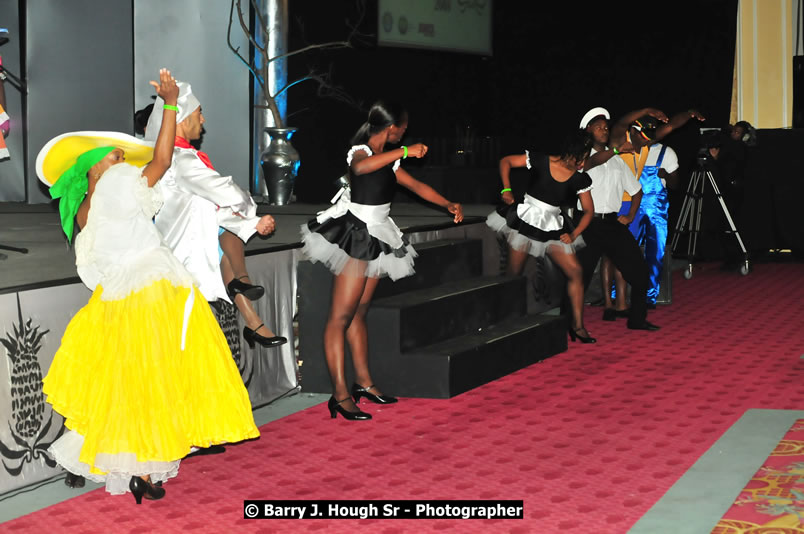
left=36, top=69, right=259, bottom=503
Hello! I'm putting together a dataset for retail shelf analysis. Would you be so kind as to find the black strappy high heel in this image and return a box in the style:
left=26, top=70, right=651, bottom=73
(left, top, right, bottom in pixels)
left=129, top=476, right=166, bottom=504
left=227, top=276, right=265, bottom=301
left=327, top=396, right=372, bottom=420
left=568, top=326, right=596, bottom=344
left=351, top=383, right=398, bottom=405
left=243, top=324, right=287, bottom=348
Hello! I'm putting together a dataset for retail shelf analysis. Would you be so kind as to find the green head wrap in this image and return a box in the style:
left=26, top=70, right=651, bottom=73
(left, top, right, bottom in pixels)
left=48, top=146, right=115, bottom=242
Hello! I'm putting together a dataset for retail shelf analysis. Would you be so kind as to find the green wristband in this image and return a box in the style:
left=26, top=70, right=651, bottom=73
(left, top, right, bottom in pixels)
left=402, top=146, right=408, bottom=159
left=163, top=104, right=179, bottom=112
left=501, top=188, right=512, bottom=194
left=612, top=147, right=620, bottom=155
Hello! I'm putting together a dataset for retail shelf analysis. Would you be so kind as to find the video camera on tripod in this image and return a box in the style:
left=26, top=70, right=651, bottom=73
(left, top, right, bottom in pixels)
left=670, top=127, right=751, bottom=278
left=695, top=127, right=724, bottom=166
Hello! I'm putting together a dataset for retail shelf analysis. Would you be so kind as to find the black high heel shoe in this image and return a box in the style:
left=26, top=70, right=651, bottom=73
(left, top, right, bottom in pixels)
left=328, top=396, right=372, bottom=420
left=129, top=476, right=166, bottom=504
left=243, top=324, right=287, bottom=348
left=568, top=326, right=597, bottom=344
left=227, top=276, right=265, bottom=301
left=351, top=383, right=398, bottom=405
left=64, top=472, right=85, bottom=488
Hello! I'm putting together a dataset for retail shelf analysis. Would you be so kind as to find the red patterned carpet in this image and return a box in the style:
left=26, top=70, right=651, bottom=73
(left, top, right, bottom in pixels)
left=3, top=262, right=804, bottom=534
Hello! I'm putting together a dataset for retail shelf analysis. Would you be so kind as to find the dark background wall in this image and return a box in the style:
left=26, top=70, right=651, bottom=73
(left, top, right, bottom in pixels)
left=286, top=0, right=738, bottom=203
left=24, top=0, right=134, bottom=203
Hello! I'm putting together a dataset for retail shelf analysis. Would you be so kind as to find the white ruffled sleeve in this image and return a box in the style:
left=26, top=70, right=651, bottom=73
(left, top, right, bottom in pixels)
left=347, top=145, right=372, bottom=165
left=133, top=174, right=164, bottom=218
left=392, top=159, right=401, bottom=173
left=525, top=150, right=531, bottom=170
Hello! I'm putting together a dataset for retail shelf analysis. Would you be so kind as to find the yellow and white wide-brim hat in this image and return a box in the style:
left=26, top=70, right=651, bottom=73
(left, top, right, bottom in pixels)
left=36, top=131, right=155, bottom=187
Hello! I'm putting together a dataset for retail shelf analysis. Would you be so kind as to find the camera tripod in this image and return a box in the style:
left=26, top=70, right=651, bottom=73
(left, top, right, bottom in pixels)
left=670, top=158, right=750, bottom=279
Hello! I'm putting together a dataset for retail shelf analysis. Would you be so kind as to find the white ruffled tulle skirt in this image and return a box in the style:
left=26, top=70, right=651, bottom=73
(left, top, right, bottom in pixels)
left=487, top=198, right=585, bottom=258
left=300, top=209, right=418, bottom=281
left=50, top=430, right=180, bottom=495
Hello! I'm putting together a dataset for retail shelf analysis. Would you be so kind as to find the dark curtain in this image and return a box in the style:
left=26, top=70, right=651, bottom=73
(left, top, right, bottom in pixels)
left=285, top=1, right=738, bottom=203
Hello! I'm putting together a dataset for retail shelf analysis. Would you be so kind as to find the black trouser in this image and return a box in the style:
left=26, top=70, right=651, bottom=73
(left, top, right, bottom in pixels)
left=565, top=216, right=650, bottom=325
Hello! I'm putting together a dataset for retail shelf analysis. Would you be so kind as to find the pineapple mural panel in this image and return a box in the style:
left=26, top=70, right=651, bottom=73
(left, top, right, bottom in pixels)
left=0, top=295, right=63, bottom=476
left=210, top=299, right=254, bottom=387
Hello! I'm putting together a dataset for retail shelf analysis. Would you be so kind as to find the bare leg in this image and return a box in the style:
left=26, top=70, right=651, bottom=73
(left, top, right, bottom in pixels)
left=221, top=254, right=276, bottom=338
left=506, top=246, right=529, bottom=276
left=548, top=246, right=589, bottom=336
left=324, top=271, right=368, bottom=413
left=345, top=277, right=384, bottom=394
left=219, top=230, right=249, bottom=279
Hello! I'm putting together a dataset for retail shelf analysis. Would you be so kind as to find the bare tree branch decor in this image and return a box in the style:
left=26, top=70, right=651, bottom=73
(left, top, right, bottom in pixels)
left=227, top=0, right=367, bottom=128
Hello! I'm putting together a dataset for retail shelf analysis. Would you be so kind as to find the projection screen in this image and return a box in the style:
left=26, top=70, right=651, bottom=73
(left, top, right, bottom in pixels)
left=377, top=0, right=492, bottom=56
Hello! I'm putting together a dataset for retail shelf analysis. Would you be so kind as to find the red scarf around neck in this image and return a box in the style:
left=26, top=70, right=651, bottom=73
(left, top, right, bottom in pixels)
left=175, top=136, right=215, bottom=170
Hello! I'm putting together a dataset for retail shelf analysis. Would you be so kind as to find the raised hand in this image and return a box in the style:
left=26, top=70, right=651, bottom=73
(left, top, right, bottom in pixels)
left=256, top=214, right=276, bottom=235
left=149, top=68, right=178, bottom=105
left=647, top=109, right=669, bottom=123
left=446, top=202, right=463, bottom=223
left=688, top=109, right=706, bottom=121
left=406, top=143, right=428, bottom=159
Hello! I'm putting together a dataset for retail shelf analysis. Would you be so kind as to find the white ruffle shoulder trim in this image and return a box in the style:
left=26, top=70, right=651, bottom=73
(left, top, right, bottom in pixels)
left=346, top=145, right=400, bottom=172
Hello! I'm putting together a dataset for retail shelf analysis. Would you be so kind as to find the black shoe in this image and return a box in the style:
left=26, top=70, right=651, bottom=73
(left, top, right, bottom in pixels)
left=227, top=277, right=265, bottom=301
left=351, top=383, right=398, bottom=405
left=186, top=445, right=226, bottom=458
left=328, top=396, right=371, bottom=420
left=243, top=324, right=287, bottom=349
left=129, top=476, right=166, bottom=505
left=627, top=320, right=661, bottom=331
left=568, top=326, right=596, bottom=343
left=64, top=473, right=85, bottom=488
left=602, top=308, right=617, bottom=322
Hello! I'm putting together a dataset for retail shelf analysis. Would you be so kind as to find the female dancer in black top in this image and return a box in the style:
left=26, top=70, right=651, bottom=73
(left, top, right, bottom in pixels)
left=487, top=130, right=596, bottom=343
left=301, top=101, right=463, bottom=420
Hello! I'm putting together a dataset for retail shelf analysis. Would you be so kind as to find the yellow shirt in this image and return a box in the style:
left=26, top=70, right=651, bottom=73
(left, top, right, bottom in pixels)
left=617, top=131, right=649, bottom=201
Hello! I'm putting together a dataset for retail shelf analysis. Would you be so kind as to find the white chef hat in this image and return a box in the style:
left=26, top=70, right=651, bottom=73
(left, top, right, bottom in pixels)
left=143, top=81, right=201, bottom=142
left=579, top=107, right=610, bottom=129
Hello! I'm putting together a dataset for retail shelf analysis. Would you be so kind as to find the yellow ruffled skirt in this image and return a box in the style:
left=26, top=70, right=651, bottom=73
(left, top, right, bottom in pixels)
left=43, top=278, right=259, bottom=485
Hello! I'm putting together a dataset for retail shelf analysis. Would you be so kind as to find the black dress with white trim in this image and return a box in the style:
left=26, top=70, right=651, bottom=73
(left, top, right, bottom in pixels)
left=300, top=145, right=418, bottom=280
left=487, top=151, right=593, bottom=258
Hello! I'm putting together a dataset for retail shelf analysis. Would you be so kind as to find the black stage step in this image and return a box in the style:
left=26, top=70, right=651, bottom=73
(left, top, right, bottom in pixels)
left=297, top=235, right=568, bottom=399
left=375, top=313, right=568, bottom=399
left=369, top=275, right=526, bottom=352
left=372, top=238, right=482, bottom=299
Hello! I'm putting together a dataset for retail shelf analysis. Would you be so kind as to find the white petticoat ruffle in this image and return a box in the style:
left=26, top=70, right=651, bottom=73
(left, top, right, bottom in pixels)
left=300, top=223, right=417, bottom=281
left=49, top=430, right=180, bottom=495
left=95, top=247, right=195, bottom=302
left=486, top=210, right=585, bottom=258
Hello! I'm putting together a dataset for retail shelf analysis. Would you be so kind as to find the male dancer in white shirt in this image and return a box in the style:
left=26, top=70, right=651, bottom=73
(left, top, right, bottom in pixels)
left=573, top=107, right=656, bottom=330
left=144, top=82, right=286, bottom=348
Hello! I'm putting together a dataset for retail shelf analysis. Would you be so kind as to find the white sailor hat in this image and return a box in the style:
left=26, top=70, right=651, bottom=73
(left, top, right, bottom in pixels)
left=579, top=107, right=610, bottom=129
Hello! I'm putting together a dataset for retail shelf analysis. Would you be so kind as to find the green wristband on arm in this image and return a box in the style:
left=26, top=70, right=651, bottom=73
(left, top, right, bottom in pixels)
left=501, top=188, right=512, bottom=194
left=163, top=104, right=179, bottom=112
left=402, top=146, right=408, bottom=159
